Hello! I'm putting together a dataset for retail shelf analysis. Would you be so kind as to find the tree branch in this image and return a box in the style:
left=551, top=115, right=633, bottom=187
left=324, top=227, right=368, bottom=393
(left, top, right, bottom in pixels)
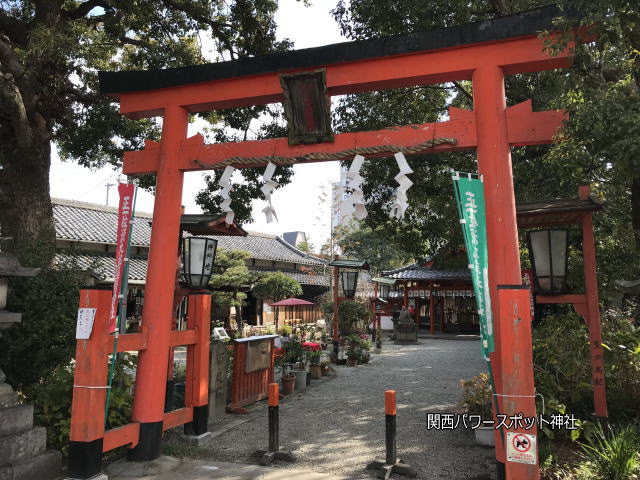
left=452, top=81, right=473, bottom=102
left=120, top=36, right=153, bottom=49
left=159, top=0, right=236, bottom=58
left=0, top=34, right=24, bottom=79
left=0, top=10, right=28, bottom=46
left=64, top=0, right=112, bottom=20
left=0, top=71, right=34, bottom=152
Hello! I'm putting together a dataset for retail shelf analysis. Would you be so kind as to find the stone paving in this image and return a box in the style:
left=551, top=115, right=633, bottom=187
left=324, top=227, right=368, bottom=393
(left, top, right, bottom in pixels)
left=198, top=339, right=496, bottom=480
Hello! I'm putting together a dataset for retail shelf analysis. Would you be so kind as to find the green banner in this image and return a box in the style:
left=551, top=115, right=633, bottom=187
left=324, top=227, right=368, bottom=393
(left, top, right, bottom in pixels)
left=453, top=173, right=494, bottom=360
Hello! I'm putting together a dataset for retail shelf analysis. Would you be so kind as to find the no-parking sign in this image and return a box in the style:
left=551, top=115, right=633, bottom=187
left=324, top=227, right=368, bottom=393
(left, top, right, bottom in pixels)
left=506, top=432, right=537, bottom=465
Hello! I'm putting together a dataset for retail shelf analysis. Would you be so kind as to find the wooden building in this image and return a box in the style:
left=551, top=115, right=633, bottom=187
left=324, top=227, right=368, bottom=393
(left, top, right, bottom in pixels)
left=380, top=260, right=478, bottom=335
left=51, top=198, right=329, bottom=326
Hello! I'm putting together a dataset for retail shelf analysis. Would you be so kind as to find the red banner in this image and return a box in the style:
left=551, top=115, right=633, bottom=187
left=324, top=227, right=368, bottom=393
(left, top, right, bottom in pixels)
left=108, top=183, right=136, bottom=333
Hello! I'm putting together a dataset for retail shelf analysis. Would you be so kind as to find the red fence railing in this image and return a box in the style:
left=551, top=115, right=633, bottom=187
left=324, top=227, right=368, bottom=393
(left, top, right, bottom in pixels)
left=228, top=335, right=277, bottom=414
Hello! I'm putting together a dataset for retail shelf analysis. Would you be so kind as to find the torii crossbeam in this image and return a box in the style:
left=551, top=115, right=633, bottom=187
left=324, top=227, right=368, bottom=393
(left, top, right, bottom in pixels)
left=66, top=6, right=598, bottom=480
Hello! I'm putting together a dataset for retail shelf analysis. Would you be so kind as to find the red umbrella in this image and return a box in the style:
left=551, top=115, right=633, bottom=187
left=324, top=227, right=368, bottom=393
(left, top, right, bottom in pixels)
left=270, top=298, right=314, bottom=327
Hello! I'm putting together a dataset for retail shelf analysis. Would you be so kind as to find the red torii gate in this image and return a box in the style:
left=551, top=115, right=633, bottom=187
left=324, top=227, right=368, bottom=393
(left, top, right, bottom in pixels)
left=68, top=5, right=591, bottom=480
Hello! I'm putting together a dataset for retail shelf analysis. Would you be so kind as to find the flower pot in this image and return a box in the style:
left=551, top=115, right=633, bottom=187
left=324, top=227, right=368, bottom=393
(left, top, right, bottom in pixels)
left=292, top=370, right=307, bottom=392
left=346, top=358, right=358, bottom=367
left=281, top=375, right=295, bottom=395
left=310, top=365, right=322, bottom=379
left=474, top=426, right=495, bottom=447
left=320, top=366, right=329, bottom=376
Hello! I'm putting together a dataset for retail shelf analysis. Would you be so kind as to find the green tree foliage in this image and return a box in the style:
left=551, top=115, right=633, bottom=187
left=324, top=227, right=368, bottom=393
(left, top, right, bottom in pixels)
left=252, top=272, right=302, bottom=327
left=335, top=222, right=413, bottom=275
left=337, top=299, right=369, bottom=335
left=252, top=271, right=303, bottom=302
left=330, top=0, right=640, bottom=287
left=0, top=257, right=84, bottom=390
left=208, top=248, right=255, bottom=327
left=0, top=0, right=294, bottom=263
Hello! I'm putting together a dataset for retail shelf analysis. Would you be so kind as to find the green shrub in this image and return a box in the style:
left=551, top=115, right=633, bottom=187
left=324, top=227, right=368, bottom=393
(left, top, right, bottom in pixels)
left=0, top=261, right=84, bottom=390
left=533, top=313, right=593, bottom=419
left=578, top=423, right=640, bottom=480
left=459, top=373, right=493, bottom=419
left=338, top=300, right=369, bottom=335
left=601, top=308, right=640, bottom=420
left=277, top=325, right=292, bottom=336
left=533, top=309, right=640, bottom=423
left=27, top=354, right=136, bottom=456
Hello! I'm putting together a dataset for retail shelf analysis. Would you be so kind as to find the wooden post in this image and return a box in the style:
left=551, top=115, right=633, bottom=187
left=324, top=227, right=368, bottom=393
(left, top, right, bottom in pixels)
left=579, top=186, right=608, bottom=419
left=473, top=65, right=523, bottom=472
left=498, top=286, right=539, bottom=480
left=429, top=288, right=435, bottom=335
left=68, top=289, right=111, bottom=480
left=129, top=104, right=188, bottom=461
left=403, top=282, right=408, bottom=310
left=184, top=292, right=211, bottom=436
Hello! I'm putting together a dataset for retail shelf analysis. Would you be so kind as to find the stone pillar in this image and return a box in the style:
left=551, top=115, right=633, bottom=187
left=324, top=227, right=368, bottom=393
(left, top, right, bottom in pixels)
left=208, top=340, right=229, bottom=424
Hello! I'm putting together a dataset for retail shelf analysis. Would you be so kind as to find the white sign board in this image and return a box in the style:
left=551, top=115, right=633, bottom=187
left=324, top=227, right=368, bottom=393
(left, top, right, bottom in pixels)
left=506, top=432, right=537, bottom=465
left=76, top=308, right=97, bottom=340
left=213, top=327, right=230, bottom=340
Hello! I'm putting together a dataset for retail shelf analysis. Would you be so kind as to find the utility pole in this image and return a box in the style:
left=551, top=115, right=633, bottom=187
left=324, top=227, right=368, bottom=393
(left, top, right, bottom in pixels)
left=105, top=181, right=115, bottom=206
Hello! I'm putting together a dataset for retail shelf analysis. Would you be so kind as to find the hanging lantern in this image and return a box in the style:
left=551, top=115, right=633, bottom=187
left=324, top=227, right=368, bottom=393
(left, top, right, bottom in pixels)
left=527, top=229, right=568, bottom=294
left=379, top=284, right=391, bottom=301
left=182, top=237, right=217, bottom=289
left=341, top=270, right=359, bottom=298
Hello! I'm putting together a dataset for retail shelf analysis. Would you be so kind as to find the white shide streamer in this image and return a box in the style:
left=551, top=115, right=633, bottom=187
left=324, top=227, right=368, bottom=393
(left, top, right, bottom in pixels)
left=342, top=154, right=368, bottom=221
left=218, top=165, right=236, bottom=225
left=260, top=162, right=279, bottom=223
left=390, top=152, right=413, bottom=220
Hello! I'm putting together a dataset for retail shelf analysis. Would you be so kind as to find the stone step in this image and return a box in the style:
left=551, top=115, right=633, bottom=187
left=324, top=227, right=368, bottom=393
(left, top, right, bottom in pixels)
left=0, top=450, right=61, bottom=480
left=0, top=405, right=33, bottom=438
left=0, top=384, right=17, bottom=409
left=0, top=427, right=46, bottom=467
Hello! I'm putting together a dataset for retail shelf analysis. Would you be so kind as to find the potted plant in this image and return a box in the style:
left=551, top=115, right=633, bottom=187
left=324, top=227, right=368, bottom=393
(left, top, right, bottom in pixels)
left=359, top=349, right=370, bottom=364
left=281, top=361, right=295, bottom=395
left=459, top=373, right=494, bottom=446
left=277, top=325, right=292, bottom=337
left=319, top=359, right=331, bottom=376
left=284, top=339, right=308, bottom=392
left=309, top=351, right=322, bottom=379
left=346, top=348, right=359, bottom=367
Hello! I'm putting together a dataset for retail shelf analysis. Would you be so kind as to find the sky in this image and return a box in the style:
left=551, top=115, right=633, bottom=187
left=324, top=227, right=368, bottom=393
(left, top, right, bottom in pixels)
left=49, top=1, right=347, bottom=250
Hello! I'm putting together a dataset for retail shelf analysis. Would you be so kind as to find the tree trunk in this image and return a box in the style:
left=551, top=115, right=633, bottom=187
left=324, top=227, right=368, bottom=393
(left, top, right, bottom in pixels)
left=0, top=135, right=55, bottom=266
left=631, top=175, right=640, bottom=268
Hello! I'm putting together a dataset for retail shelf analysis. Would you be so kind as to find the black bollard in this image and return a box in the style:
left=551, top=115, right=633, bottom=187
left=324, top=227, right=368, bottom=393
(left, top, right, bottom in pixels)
left=367, top=390, right=416, bottom=479
left=253, top=383, right=296, bottom=466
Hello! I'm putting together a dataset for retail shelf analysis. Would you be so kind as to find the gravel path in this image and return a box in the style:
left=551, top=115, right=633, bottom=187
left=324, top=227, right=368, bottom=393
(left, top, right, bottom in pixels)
left=200, top=340, right=496, bottom=480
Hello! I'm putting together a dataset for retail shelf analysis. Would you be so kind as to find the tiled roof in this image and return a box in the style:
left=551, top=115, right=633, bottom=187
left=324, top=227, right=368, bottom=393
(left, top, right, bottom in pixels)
left=53, top=198, right=152, bottom=247
left=382, top=263, right=470, bottom=281
left=252, top=269, right=330, bottom=287
left=52, top=198, right=325, bottom=265
left=213, top=232, right=324, bottom=266
left=55, top=252, right=148, bottom=283
left=54, top=251, right=327, bottom=286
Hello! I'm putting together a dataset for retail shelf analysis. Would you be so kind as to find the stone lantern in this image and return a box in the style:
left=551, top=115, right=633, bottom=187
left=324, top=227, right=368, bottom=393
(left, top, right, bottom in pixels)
left=0, top=248, right=40, bottom=406
left=0, top=246, right=60, bottom=480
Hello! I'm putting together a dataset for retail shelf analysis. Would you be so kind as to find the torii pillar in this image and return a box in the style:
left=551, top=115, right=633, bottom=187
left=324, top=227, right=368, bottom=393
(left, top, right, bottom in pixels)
left=473, top=66, right=527, bottom=477
left=127, top=105, right=188, bottom=460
